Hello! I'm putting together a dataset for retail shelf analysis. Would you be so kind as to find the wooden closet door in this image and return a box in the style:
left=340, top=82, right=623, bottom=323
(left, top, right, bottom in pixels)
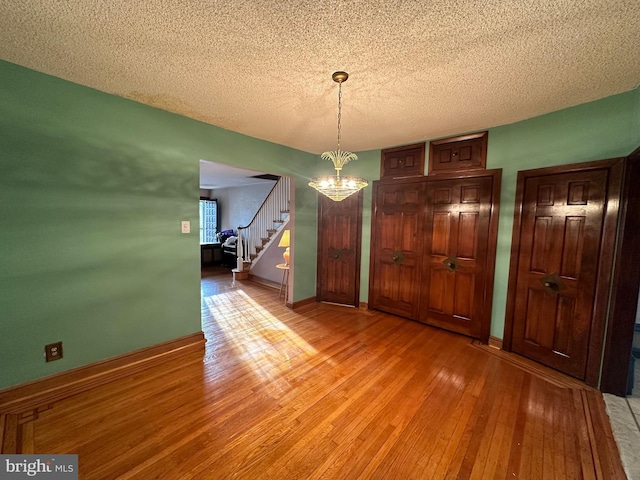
left=369, top=180, right=426, bottom=319
left=420, top=175, right=495, bottom=339
left=510, top=170, right=607, bottom=379
left=316, top=191, right=362, bottom=306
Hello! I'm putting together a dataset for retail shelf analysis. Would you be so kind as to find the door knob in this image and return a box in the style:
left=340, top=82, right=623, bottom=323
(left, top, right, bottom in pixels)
left=442, top=257, right=459, bottom=272
left=329, top=248, right=349, bottom=260
left=391, top=251, right=405, bottom=264
left=540, top=274, right=565, bottom=294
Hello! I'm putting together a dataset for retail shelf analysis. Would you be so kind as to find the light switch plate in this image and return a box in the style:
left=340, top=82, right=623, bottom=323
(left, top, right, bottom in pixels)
left=181, top=221, right=190, bottom=233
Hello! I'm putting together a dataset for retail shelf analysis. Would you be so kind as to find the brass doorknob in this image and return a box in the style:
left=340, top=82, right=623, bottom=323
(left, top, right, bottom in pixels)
left=391, top=251, right=404, bottom=264
left=442, top=257, right=459, bottom=272
left=540, top=274, right=564, bottom=293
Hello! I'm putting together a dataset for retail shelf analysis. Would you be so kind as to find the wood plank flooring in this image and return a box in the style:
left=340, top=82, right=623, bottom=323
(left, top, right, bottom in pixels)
left=1, top=268, right=626, bottom=479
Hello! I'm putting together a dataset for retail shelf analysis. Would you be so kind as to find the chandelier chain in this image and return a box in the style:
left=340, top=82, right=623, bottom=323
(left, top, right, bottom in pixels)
left=336, top=81, right=343, bottom=153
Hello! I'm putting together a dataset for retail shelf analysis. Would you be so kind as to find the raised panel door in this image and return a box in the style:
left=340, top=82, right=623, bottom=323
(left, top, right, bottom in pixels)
left=381, top=143, right=426, bottom=179
left=420, top=176, right=493, bottom=338
left=317, top=191, right=362, bottom=306
left=369, top=180, right=425, bottom=319
left=510, top=170, right=607, bottom=379
left=428, top=132, right=487, bottom=174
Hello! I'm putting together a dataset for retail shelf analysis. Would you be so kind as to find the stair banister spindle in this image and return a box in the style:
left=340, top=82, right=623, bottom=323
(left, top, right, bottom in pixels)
left=235, top=177, right=290, bottom=272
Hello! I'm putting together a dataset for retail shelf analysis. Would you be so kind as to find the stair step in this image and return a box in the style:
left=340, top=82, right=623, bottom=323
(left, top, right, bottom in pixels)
left=237, top=185, right=288, bottom=268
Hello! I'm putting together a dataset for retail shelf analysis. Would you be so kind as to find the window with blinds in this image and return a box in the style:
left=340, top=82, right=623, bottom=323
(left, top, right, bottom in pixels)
left=199, top=199, right=218, bottom=244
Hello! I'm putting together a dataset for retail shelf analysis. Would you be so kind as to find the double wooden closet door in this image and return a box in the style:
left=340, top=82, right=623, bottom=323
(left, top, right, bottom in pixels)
left=369, top=170, right=501, bottom=342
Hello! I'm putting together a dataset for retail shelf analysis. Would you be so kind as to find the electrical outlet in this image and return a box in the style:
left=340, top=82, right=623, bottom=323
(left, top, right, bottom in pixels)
left=45, top=341, right=63, bottom=362
left=181, top=221, right=190, bottom=234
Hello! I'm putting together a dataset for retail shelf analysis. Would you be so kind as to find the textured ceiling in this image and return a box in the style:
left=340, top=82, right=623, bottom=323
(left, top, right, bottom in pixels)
left=1, top=0, right=639, bottom=154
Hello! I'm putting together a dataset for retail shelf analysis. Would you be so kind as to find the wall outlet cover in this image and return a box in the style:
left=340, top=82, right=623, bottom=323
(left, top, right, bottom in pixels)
left=181, top=221, right=190, bottom=233
left=45, top=341, right=63, bottom=362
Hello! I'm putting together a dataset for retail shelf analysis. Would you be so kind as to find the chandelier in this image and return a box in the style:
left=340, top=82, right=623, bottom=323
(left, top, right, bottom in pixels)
left=309, top=71, right=368, bottom=202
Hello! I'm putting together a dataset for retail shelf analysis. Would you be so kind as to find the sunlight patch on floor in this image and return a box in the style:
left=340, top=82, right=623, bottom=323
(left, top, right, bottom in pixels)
left=202, top=288, right=319, bottom=392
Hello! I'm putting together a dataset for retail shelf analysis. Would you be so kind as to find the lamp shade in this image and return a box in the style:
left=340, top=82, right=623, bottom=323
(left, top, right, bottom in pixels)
left=278, top=230, right=290, bottom=248
left=278, top=229, right=290, bottom=265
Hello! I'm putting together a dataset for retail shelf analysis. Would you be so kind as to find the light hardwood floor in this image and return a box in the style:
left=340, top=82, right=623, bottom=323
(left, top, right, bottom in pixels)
left=1, top=268, right=626, bottom=479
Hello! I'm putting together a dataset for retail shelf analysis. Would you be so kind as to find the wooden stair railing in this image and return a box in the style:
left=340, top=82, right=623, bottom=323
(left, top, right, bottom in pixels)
left=236, top=176, right=290, bottom=271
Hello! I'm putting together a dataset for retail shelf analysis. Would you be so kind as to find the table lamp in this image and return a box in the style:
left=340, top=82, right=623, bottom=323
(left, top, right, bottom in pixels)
left=278, top=229, right=290, bottom=265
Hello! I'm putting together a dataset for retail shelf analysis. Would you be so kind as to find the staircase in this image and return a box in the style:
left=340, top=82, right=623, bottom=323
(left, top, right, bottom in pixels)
left=236, top=176, right=290, bottom=272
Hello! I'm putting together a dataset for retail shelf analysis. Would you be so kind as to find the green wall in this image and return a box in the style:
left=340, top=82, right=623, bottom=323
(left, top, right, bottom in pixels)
left=2, top=58, right=638, bottom=390
left=353, top=88, right=640, bottom=338
left=0, top=61, right=316, bottom=390
left=486, top=88, right=640, bottom=337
